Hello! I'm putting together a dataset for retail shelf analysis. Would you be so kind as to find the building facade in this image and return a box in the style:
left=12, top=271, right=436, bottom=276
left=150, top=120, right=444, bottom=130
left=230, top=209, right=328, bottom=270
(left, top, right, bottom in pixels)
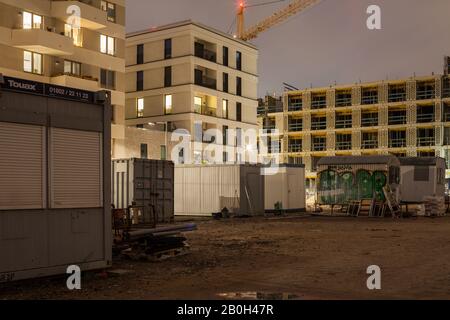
left=0, top=0, right=126, bottom=157
left=259, top=59, right=450, bottom=187
left=122, top=20, right=259, bottom=163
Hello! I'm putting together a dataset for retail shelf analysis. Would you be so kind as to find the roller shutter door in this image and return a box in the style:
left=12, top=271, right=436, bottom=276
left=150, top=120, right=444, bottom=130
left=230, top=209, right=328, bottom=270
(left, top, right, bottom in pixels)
left=50, top=128, right=102, bottom=208
left=0, top=122, right=45, bottom=210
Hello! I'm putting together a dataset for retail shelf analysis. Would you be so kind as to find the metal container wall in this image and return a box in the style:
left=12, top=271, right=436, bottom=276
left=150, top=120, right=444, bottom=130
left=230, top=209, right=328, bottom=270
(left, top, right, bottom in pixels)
left=112, top=158, right=174, bottom=223
left=0, top=76, right=111, bottom=283
left=263, top=165, right=306, bottom=212
left=175, top=164, right=264, bottom=216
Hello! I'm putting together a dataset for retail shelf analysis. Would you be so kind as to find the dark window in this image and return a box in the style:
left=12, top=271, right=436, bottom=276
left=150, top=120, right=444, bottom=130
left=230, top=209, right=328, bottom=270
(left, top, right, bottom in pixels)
left=140, top=143, right=148, bottom=159
left=223, top=73, right=228, bottom=92
left=100, top=69, right=115, bottom=90
left=236, top=51, right=242, bottom=71
left=236, top=77, right=242, bottom=96
left=236, top=102, right=242, bottom=122
left=137, top=44, right=144, bottom=64
left=160, top=145, right=167, bottom=160
left=414, top=166, right=429, bottom=181
left=389, top=166, right=400, bottom=184
left=136, top=71, right=144, bottom=91
left=164, top=66, right=172, bottom=87
left=223, top=125, right=228, bottom=145
left=164, top=39, right=172, bottom=59
left=223, top=46, right=229, bottom=66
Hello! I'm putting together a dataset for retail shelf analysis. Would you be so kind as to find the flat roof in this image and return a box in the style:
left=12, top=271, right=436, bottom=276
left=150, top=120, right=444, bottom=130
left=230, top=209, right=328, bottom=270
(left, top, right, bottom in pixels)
left=398, top=157, right=445, bottom=166
left=127, top=20, right=258, bottom=50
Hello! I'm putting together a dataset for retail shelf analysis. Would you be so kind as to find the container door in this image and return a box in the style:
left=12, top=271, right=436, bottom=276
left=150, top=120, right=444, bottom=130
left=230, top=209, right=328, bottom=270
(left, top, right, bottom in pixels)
left=0, top=122, right=45, bottom=210
left=287, top=174, right=301, bottom=209
left=50, top=128, right=102, bottom=208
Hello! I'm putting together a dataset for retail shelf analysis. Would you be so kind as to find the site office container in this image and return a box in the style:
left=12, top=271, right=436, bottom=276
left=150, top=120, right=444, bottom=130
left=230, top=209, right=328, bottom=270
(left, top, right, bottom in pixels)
left=112, top=158, right=174, bottom=224
left=316, top=155, right=401, bottom=205
left=399, top=157, right=446, bottom=202
left=262, top=164, right=306, bottom=212
left=0, top=75, right=111, bottom=283
left=175, top=164, right=264, bottom=217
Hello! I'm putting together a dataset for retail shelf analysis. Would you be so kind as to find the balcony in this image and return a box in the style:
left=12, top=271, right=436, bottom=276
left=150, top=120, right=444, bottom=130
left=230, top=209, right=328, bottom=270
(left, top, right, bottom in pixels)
left=198, top=106, right=217, bottom=117
left=288, top=143, right=302, bottom=153
left=194, top=76, right=217, bottom=90
left=311, top=118, right=326, bottom=130
left=267, top=105, right=283, bottom=113
left=388, top=92, right=406, bottom=103
left=416, top=111, right=434, bottom=123
left=312, top=141, right=326, bottom=152
left=51, top=1, right=108, bottom=30
left=288, top=103, right=302, bottom=112
left=336, top=141, right=352, bottom=150
left=51, top=73, right=99, bottom=91
left=194, top=45, right=216, bottom=63
left=361, top=114, right=379, bottom=127
left=335, top=93, right=352, bottom=107
left=335, top=117, right=352, bottom=129
left=311, top=95, right=327, bottom=109
left=417, top=136, right=435, bottom=147
left=288, top=122, right=303, bottom=132
left=443, top=110, right=450, bottom=122
left=389, top=138, right=406, bottom=148
left=361, top=95, right=378, bottom=105
left=361, top=140, right=378, bottom=149
left=11, top=28, right=74, bottom=56
left=388, top=112, right=407, bottom=125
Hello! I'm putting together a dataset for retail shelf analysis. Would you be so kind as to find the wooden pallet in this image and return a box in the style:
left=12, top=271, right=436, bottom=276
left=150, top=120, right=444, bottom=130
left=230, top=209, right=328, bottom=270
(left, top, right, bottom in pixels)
left=121, top=245, right=190, bottom=262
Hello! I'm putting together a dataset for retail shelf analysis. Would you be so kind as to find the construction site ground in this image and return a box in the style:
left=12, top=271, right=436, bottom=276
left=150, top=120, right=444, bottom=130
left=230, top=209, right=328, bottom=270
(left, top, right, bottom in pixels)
left=1, top=215, right=450, bottom=300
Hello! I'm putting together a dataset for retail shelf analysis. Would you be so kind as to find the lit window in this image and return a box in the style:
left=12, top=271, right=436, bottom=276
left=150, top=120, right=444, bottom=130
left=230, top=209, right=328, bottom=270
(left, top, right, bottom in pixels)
left=64, top=60, right=81, bottom=76
left=165, top=95, right=172, bottom=114
left=100, top=35, right=115, bottom=55
left=137, top=98, right=144, bottom=117
left=194, top=96, right=202, bottom=113
left=23, top=11, right=42, bottom=29
left=23, top=51, right=42, bottom=74
left=222, top=99, right=228, bottom=119
left=23, top=51, right=32, bottom=72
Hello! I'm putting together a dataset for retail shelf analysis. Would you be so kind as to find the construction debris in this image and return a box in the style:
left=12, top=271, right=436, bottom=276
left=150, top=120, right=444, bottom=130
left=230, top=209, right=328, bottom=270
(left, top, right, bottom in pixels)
left=417, top=196, right=446, bottom=217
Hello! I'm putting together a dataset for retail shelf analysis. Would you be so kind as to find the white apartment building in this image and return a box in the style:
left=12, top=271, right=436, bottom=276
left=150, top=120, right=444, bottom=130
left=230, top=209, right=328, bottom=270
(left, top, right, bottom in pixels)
left=122, top=20, right=259, bottom=163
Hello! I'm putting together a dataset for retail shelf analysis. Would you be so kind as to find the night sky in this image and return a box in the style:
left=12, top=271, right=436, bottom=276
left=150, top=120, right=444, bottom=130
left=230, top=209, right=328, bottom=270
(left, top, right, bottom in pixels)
left=126, top=0, right=450, bottom=97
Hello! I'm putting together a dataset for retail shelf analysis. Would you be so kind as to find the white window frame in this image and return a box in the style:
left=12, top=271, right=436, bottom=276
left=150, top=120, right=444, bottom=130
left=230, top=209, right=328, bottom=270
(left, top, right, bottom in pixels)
left=24, top=51, right=43, bottom=75
left=137, top=98, right=144, bottom=118
left=23, top=11, right=42, bottom=30
left=100, top=34, right=115, bottom=55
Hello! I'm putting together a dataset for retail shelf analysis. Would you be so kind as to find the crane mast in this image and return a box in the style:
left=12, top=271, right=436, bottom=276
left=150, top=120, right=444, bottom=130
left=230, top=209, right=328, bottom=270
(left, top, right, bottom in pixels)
left=238, top=0, right=321, bottom=41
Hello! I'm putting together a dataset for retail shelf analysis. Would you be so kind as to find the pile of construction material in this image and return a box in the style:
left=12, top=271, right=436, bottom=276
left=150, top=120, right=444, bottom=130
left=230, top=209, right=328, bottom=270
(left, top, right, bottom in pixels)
left=417, top=197, right=446, bottom=217
left=115, top=223, right=197, bottom=261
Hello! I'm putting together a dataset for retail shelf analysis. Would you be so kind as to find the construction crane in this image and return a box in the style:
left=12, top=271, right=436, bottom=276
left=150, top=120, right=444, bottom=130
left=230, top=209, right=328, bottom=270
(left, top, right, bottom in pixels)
left=237, top=0, right=321, bottom=41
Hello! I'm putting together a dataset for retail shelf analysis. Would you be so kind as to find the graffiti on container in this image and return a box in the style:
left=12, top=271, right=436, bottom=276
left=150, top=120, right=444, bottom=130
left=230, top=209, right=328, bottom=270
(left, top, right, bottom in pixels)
left=317, top=169, right=387, bottom=204
left=0, top=272, right=15, bottom=283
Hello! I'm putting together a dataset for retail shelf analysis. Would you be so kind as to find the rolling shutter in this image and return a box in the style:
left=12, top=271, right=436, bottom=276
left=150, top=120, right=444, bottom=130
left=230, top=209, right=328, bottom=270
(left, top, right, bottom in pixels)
left=0, top=122, right=45, bottom=210
left=50, top=128, right=102, bottom=208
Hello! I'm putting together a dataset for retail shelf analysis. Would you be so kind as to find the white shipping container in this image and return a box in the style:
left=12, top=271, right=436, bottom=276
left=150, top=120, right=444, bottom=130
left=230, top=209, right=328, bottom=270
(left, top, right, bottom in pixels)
left=175, top=164, right=264, bottom=216
left=263, top=165, right=306, bottom=212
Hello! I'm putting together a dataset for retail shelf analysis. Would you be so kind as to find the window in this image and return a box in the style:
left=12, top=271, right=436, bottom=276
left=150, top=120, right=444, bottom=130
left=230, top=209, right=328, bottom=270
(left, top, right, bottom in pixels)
left=164, top=66, right=172, bottom=87
left=236, top=128, right=242, bottom=147
left=65, top=24, right=82, bottom=46
left=101, top=1, right=116, bottom=22
left=160, top=145, right=167, bottom=160
left=236, top=51, right=242, bottom=70
left=137, top=98, right=144, bottom=117
left=100, top=69, right=115, bottom=90
left=194, top=96, right=202, bottom=113
left=165, top=94, right=172, bottom=114
left=222, top=99, right=228, bottom=119
left=64, top=60, right=81, bottom=76
left=223, top=73, right=229, bottom=93
left=23, top=11, right=42, bottom=29
left=164, top=39, right=172, bottom=59
left=100, top=35, right=115, bottom=55
left=140, top=144, right=148, bottom=159
left=236, top=102, right=242, bottom=122
left=223, top=125, right=228, bottom=145
left=23, top=51, right=42, bottom=74
left=136, top=71, right=144, bottom=91
left=236, top=77, right=242, bottom=96
left=137, top=44, right=144, bottom=64
left=223, top=46, right=229, bottom=66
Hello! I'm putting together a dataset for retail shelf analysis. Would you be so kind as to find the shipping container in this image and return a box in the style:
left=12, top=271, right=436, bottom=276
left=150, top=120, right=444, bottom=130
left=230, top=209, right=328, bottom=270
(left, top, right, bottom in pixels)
left=175, top=164, right=264, bottom=217
left=262, top=164, right=306, bottom=212
left=399, top=157, right=446, bottom=202
left=112, top=158, right=174, bottom=224
left=316, top=155, right=401, bottom=205
left=0, top=75, right=111, bottom=282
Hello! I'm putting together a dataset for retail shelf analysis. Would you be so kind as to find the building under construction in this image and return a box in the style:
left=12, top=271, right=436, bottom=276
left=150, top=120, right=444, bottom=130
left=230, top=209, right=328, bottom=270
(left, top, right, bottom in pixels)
left=259, top=58, right=450, bottom=188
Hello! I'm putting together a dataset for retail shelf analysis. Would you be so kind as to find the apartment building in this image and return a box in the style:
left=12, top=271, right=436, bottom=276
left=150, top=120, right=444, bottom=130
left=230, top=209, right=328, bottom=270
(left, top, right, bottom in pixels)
left=259, top=59, right=450, bottom=187
left=122, top=20, right=259, bottom=163
left=0, top=0, right=126, bottom=156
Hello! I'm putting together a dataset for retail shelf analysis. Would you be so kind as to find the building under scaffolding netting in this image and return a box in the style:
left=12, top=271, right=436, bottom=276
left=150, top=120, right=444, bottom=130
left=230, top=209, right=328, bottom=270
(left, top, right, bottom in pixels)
left=316, top=156, right=401, bottom=205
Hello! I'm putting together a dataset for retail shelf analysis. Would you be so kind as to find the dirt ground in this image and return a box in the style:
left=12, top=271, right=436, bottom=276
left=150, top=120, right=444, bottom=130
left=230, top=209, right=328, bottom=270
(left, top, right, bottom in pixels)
left=1, top=215, right=450, bottom=300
